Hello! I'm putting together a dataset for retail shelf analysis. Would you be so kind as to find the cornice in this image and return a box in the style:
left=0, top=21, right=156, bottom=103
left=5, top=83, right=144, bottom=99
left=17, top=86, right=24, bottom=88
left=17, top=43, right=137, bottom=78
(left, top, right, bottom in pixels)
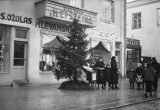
left=127, top=0, right=160, bottom=8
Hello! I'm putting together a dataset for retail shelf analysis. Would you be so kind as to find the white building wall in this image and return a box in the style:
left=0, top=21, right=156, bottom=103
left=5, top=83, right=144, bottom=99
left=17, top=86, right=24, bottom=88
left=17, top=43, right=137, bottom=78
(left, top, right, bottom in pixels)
left=127, top=1, right=160, bottom=62
left=0, top=0, right=125, bottom=85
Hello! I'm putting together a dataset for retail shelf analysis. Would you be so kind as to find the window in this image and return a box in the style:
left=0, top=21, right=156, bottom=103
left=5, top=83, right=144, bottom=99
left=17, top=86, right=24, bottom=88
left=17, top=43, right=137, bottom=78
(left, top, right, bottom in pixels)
left=101, top=0, right=114, bottom=22
left=0, top=26, right=10, bottom=72
left=132, top=12, right=141, bottom=29
left=70, top=0, right=84, bottom=8
left=157, top=8, right=160, bottom=26
left=39, top=32, right=58, bottom=73
left=16, top=29, right=27, bottom=39
left=14, top=41, right=25, bottom=66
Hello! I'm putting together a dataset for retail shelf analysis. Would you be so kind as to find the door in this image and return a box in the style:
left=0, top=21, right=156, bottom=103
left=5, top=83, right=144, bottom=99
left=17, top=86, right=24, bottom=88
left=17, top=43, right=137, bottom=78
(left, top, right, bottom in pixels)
left=126, top=49, right=140, bottom=71
left=13, top=41, right=27, bottom=80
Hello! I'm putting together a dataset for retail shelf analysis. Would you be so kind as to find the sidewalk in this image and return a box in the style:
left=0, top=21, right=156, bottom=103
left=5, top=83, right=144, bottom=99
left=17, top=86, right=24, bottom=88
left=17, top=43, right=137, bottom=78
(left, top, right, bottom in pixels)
left=0, top=78, right=160, bottom=110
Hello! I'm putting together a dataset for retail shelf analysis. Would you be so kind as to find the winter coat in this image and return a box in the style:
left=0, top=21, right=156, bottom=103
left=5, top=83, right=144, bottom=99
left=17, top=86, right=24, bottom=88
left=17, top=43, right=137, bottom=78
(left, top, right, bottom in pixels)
left=128, top=70, right=136, bottom=83
left=95, top=61, right=105, bottom=84
left=135, top=66, right=144, bottom=78
left=143, top=67, right=156, bottom=82
left=104, top=67, right=111, bottom=83
left=111, top=59, right=118, bottom=84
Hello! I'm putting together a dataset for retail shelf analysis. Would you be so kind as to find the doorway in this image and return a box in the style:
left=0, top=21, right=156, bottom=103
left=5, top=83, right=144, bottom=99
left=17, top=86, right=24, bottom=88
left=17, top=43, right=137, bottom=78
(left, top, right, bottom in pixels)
left=13, top=41, right=27, bottom=80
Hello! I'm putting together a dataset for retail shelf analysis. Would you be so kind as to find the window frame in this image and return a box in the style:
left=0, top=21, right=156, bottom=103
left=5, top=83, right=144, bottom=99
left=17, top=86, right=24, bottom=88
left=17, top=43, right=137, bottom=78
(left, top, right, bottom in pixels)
left=101, top=0, right=114, bottom=23
left=132, top=12, right=141, bottom=29
left=157, top=8, right=160, bottom=26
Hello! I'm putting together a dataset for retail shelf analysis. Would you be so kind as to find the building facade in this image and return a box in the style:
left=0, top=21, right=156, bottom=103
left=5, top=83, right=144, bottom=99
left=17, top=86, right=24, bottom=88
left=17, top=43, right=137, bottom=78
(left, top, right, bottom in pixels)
left=127, top=0, right=160, bottom=68
left=0, top=0, right=126, bottom=85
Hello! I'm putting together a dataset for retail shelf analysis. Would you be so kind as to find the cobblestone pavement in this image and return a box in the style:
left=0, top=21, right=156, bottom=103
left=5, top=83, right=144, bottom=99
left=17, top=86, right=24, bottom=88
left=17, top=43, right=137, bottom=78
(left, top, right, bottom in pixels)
left=0, top=79, right=160, bottom=110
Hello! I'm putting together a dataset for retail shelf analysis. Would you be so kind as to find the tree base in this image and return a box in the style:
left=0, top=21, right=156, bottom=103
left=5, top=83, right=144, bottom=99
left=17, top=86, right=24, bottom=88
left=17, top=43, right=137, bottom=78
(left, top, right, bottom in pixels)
left=58, top=80, right=91, bottom=90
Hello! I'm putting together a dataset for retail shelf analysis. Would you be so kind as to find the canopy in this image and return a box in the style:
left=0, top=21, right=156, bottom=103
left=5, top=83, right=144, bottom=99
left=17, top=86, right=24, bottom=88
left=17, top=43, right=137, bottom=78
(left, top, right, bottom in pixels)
left=42, top=36, right=62, bottom=49
left=88, top=39, right=111, bottom=52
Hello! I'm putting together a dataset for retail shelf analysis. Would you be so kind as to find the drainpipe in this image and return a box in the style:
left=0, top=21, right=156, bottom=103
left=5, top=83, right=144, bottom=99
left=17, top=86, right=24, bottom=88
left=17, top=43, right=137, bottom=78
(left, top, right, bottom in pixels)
left=124, top=0, right=127, bottom=77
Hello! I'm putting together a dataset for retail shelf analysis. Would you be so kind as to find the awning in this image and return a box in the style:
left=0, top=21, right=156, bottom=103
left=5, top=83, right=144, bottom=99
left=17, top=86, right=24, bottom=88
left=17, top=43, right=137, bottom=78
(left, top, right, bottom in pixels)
left=88, top=39, right=112, bottom=52
left=42, top=36, right=62, bottom=49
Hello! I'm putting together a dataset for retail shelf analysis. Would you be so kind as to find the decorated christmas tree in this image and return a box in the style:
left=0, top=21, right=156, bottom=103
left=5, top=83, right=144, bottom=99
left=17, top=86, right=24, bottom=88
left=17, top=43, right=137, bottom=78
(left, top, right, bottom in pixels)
left=55, top=18, right=90, bottom=90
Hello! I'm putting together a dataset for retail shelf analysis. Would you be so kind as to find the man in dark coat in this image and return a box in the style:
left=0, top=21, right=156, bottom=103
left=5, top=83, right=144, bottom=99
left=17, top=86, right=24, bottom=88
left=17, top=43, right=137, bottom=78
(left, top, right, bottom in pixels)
left=110, top=56, right=119, bottom=89
left=143, top=63, right=156, bottom=97
left=95, top=57, right=105, bottom=89
left=151, top=57, right=159, bottom=92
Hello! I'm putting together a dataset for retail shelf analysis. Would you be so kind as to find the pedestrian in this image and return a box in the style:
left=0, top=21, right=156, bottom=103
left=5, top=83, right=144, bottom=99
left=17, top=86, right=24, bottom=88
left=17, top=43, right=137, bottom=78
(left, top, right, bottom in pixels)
left=94, top=57, right=105, bottom=89
left=104, top=64, right=111, bottom=88
left=143, top=63, right=156, bottom=97
left=128, top=67, right=136, bottom=89
left=135, top=63, right=144, bottom=90
left=110, top=56, right=119, bottom=89
left=151, top=57, right=159, bottom=92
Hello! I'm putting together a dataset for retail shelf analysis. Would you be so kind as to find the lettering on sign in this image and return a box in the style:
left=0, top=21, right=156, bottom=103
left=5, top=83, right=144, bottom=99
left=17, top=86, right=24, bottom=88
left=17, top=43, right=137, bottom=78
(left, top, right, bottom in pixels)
left=36, top=20, right=71, bottom=33
left=46, top=2, right=94, bottom=26
left=0, top=12, right=32, bottom=24
left=126, top=38, right=140, bottom=49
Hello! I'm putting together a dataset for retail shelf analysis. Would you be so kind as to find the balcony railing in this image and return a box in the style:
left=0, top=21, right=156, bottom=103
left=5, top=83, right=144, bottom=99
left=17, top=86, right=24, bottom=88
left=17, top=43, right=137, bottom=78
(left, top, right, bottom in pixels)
left=35, top=0, right=97, bottom=27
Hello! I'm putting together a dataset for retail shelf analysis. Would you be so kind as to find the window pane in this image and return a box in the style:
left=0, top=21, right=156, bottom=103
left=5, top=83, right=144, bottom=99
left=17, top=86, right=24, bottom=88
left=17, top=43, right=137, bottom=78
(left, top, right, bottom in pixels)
left=138, top=19, right=141, bottom=28
left=16, top=29, right=27, bottom=39
left=14, top=41, right=25, bottom=58
left=14, top=41, right=25, bottom=66
left=14, top=59, right=24, bottom=66
left=134, top=20, right=137, bottom=28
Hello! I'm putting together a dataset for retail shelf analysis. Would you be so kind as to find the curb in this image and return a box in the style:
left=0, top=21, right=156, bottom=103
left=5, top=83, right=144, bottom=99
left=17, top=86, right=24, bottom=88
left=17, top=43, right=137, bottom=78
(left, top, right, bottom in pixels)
left=102, top=97, right=160, bottom=110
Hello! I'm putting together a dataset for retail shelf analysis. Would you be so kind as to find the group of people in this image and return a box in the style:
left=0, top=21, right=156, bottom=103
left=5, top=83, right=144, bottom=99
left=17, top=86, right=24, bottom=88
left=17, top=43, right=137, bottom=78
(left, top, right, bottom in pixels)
left=93, top=56, right=119, bottom=89
left=128, top=57, right=160, bottom=97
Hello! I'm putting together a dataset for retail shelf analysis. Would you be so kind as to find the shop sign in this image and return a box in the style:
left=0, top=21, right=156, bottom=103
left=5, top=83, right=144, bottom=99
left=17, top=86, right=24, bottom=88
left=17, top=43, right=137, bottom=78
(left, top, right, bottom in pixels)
left=36, top=20, right=70, bottom=33
left=0, top=11, right=32, bottom=24
left=35, top=0, right=97, bottom=27
left=126, top=38, right=141, bottom=49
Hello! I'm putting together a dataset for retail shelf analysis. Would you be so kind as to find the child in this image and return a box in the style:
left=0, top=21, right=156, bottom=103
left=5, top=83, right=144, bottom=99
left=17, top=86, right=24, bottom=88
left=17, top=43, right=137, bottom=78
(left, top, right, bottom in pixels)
left=128, top=68, right=135, bottom=89
left=104, top=64, right=111, bottom=88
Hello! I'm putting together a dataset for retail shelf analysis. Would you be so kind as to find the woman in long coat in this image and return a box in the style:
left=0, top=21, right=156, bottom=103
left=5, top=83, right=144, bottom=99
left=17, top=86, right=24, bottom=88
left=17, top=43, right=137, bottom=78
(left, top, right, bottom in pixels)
left=110, top=56, right=119, bottom=89
left=143, top=63, right=156, bottom=97
left=95, top=57, right=105, bottom=89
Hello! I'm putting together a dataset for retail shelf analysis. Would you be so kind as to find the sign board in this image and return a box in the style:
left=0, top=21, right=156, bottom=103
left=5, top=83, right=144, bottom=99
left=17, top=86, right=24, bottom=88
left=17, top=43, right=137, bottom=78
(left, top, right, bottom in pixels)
left=126, top=38, right=141, bottom=49
left=35, top=0, right=97, bottom=27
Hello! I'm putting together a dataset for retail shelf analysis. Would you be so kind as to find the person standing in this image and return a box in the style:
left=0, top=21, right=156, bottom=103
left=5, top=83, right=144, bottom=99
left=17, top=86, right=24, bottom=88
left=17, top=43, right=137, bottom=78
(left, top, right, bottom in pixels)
left=151, top=57, right=159, bottom=92
left=135, top=63, right=144, bottom=90
left=104, top=64, right=111, bottom=88
left=128, top=68, right=136, bottom=89
left=143, top=63, right=156, bottom=97
left=110, top=56, right=119, bottom=89
left=95, top=57, right=105, bottom=89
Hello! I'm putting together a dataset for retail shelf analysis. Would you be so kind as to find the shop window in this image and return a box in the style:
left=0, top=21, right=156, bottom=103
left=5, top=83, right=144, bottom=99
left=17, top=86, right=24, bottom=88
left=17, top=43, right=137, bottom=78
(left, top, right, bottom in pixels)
left=101, top=0, right=114, bottom=22
left=132, top=12, right=141, bottom=29
left=0, top=26, right=10, bottom=72
left=39, top=32, right=59, bottom=73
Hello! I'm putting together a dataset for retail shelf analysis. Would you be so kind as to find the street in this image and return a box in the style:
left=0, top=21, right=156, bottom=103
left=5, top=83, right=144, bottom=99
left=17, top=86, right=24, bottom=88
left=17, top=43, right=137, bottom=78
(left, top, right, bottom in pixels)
left=0, top=79, right=160, bottom=110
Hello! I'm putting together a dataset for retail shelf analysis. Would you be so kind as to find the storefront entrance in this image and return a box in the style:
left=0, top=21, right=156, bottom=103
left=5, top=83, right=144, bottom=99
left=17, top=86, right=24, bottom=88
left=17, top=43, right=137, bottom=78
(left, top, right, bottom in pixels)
left=13, top=41, right=27, bottom=80
left=126, top=38, right=141, bottom=73
left=13, top=28, right=28, bottom=81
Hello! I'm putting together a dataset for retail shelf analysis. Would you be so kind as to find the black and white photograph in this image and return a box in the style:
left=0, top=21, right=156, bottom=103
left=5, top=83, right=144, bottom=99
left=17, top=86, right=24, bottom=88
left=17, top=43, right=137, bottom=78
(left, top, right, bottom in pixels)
left=0, top=0, right=160, bottom=110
